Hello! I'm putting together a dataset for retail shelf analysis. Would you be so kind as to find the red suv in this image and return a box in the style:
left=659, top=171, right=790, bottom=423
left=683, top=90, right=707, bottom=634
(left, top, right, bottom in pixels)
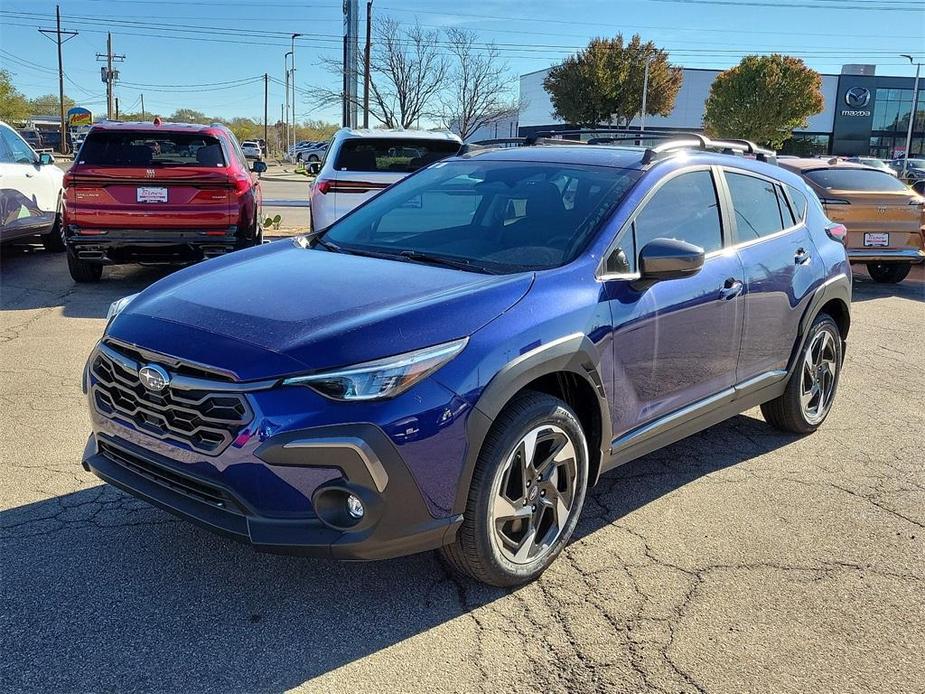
left=63, top=120, right=265, bottom=282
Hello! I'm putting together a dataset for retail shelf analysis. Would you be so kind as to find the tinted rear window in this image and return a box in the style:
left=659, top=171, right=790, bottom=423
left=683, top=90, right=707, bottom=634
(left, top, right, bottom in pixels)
left=804, top=168, right=908, bottom=192
left=334, top=138, right=459, bottom=173
left=77, top=131, right=226, bottom=167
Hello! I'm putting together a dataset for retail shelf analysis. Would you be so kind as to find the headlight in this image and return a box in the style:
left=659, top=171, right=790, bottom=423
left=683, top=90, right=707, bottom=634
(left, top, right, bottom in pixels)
left=283, top=338, right=468, bottom=401
left=106, top=293, right=139, bottom=323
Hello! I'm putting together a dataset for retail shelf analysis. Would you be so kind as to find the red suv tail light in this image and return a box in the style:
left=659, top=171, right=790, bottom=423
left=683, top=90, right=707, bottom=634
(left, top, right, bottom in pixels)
left=231, top=174, right=252, bottom=197
left=63, top=172, right=75, bottom=189
left=825, top=223, right=848, bottom=244
left=315, top=179, right=332, bottom=195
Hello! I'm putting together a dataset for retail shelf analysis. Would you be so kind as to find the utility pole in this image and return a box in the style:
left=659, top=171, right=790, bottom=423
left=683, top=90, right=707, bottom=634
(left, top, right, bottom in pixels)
left=342, top=0, right=358, bottom=128
left=114, top=96, right=119, bottom=120
left=640, top=57, right=652, bottom=133
left=363, top=0, right=372, bottom=128
left=284, top=51, right=292, bottom=154
left=96, top=32, right=125, bottom=120
left=38, top=5, right=77, bottom=155
left=140, top=93, right=145, bottom=120
left=263, top=73, right=269, bottom=155
left=900, top=54, right=921, bottom=175
left=291, top=34, right=302, bottom=146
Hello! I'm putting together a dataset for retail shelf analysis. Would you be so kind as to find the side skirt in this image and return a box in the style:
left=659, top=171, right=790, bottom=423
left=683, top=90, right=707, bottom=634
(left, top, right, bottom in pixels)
left=604, top=370, right=787, bottom=471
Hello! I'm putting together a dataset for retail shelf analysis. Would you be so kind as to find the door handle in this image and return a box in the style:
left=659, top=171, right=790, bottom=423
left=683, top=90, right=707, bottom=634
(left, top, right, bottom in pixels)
left=794, top=247, right=811, bottom=265
left=720, top=277, right=743, bottom=300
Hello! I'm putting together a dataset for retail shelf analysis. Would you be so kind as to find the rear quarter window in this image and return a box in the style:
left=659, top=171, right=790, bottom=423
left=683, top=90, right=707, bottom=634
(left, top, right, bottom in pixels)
left=804, top=168, right=909, bottom=192
left=334, top=138, right=460, bottom=173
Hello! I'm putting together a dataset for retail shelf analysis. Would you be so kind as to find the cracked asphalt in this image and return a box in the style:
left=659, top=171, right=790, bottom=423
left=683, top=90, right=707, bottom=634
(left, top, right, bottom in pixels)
left=1, top=243, right=923, bottom=694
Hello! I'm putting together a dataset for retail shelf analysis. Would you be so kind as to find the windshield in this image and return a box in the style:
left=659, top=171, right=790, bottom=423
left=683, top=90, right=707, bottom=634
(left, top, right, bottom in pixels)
left=77, top=131, right=227, bottom=167
left=320, top=160, right=640, bottom=273
left=805, top=168, right=910, bottom=192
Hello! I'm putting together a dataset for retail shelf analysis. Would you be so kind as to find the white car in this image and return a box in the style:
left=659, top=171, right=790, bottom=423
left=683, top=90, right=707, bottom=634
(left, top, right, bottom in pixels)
left=241, top=141, right=263, bottom=159
left=291, top=141, right=328, bottom=163
left=0, top=120, right=65, bottom=251
left=308, top=128, right=461, bottom=230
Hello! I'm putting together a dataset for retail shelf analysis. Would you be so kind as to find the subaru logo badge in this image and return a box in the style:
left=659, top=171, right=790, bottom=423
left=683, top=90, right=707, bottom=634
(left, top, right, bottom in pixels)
left=844, top=87, right=871, bottom=109
left=138, top=364, right=170, bottom=392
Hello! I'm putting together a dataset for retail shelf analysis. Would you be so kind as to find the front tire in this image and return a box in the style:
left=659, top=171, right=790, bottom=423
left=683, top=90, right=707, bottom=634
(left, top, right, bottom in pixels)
left=760, top=313, right=842, bottom=434
left=866, top=262, right=911, bottom=284
left=440, top=391, right=589, bottom=587
left=67, top=249, right=102, bottom=283
left=308, top=154, right=319, bottom=163
left=42, top=212, right=65, bottom=252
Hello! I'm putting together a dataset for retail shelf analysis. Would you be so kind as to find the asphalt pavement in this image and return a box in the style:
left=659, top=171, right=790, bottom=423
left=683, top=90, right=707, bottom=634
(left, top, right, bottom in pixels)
left=1, top=247, right=923, bottom=694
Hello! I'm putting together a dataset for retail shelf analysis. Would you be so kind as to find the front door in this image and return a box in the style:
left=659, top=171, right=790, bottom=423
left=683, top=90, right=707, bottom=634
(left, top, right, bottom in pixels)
left=604, top=168, right=745, bottom=438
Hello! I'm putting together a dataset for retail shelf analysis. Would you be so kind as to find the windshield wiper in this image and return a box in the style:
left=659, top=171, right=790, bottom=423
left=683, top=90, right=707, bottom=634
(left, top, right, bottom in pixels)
left=398, top=250, right=491, bottom=273
left=300, top=229, right=341, bottom=253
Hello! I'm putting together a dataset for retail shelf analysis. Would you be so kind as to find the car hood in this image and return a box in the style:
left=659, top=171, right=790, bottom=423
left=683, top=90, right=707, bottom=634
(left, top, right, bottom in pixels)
left=108, top=240, right=533, bottom=380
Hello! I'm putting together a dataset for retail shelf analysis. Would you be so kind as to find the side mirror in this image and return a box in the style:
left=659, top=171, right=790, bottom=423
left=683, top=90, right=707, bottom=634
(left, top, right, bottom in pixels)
left=633, top=238, right=705, bottom=290
left=307, top=162, right=321, bottom=175
left=39, top=152, right=56, bottom=166
left=251, top=160, right=268, bottom=173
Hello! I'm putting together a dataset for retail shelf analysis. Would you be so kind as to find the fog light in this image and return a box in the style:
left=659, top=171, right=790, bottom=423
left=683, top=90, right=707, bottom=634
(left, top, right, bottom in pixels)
left=346, top=494, right=365, bottom=519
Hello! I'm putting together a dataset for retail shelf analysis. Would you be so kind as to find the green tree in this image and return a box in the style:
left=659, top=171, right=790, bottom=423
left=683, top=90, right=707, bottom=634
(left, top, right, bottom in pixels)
left=0, top=70, right=30, bottom=123
left=28, top=93, right=76, bottom=116
left=543, top=34, right=682, bottom=128
left=703, top=54, right=824, bottom=150
left=168, top=108, right=210, bottom=124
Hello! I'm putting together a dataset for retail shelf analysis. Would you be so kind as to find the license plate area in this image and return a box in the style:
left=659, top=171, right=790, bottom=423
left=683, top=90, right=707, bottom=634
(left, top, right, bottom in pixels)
left=137, top=186, right=168, bottom=203
left=864, top=232, right=889, bottom=247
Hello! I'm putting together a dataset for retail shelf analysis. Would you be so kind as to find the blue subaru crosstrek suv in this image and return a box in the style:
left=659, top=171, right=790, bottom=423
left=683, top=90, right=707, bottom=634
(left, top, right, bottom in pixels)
left=81, top=136, right=851, bottom=586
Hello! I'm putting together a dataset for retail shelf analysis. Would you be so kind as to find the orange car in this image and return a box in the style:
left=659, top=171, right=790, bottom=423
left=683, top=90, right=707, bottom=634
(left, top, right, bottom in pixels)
left=780, top=158, right=925, bottom=283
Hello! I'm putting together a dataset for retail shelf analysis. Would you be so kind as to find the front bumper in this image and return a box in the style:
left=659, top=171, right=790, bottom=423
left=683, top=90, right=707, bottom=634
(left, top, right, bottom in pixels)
left=848, top=248, right=925, bottom=264
left=67, top=226, right=243, bottom=264
left=82, top=426, right=462, bottom=560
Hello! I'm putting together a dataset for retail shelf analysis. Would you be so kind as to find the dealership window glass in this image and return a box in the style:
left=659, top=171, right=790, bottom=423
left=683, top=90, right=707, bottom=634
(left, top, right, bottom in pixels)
left=725, top=172, right=786, bottom=241
left=321, top=161, right=641, bottom=273
left=634, top=170, right=723, bottom=254
left=77, top=131, right=227, bottom=166
left=804, top=168, right=910, bottom=192
left=333, top=138, right=460, bottom=173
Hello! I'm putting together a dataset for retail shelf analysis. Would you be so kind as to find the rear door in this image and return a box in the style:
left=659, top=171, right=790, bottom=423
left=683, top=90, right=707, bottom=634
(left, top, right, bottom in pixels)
left=721, top=168, right=821, bottom=383
left=67, top=130, right=237, bottom=231
left=327, top=137, right=460, bottom=222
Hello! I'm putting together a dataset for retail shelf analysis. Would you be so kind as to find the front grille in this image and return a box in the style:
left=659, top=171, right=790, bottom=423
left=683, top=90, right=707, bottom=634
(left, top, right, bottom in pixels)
left=98, top=439, right=244, bottom=512
left=90, top=347, right=252, bottom=455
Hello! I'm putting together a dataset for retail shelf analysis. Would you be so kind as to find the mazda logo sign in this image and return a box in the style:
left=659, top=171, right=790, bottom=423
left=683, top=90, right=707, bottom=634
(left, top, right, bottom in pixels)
left=844, top=87, right=871, bottom=109
left=138, top=364, right=170, bottom=392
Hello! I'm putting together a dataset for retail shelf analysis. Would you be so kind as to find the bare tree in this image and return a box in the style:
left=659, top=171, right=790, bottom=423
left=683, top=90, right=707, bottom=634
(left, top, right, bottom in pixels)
left=440, top=28, right=518, bottom=141
left=306, top=18, right=447, bottom=129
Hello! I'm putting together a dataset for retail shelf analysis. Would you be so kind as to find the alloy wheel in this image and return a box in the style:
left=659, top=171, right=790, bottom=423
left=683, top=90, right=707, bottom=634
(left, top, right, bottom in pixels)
left=489, top=424, right=578, bottom=565
left=800, top=328, right=838, bottom=425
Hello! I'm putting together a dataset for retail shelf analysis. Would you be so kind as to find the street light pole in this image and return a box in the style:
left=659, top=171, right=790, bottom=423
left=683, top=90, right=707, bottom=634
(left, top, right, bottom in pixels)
left=640, top=57, right=652, bottom=133
left=900, top=54, right=921, bottom=179
left=284, top=51, right=292, bottom=155
left=291, top=33, right=302, bottom=146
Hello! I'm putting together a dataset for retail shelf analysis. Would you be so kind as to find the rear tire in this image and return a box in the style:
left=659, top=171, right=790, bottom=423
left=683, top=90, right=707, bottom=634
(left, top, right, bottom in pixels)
left=67, top=249, right=103, bottom=283
left=440, top=391, right=589, bottom=587
left=760, top=313, right=842, bottom=434
left=42, top=212, right=65, bottom=252
left=866, top=262, right=911, bottom=284
left=308, top=154, right=319, bottom=163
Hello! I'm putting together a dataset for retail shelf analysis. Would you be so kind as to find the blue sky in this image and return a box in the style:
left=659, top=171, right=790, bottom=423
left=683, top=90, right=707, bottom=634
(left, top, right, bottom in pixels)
left=1, top=0, right=923, bottom=125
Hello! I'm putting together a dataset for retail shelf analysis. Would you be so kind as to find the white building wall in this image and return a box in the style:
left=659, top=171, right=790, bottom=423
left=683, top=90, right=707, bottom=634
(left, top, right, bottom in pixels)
left=518, top=67, right=840, bottom=134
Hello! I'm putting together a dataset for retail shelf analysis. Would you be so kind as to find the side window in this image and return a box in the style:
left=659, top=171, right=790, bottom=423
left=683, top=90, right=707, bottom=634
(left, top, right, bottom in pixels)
left=0, top=131, right=13, bottom=163
left=776, top=184, right=796, bottom=227
left=786, top=184, right=808, bottom=222
left=604, top=227, right=636, bottom=275
left=725, top=172, right=786, bottom=242
left=634, top=170, right=723, bottom=255
left=0, top=126, right=36, bottom=164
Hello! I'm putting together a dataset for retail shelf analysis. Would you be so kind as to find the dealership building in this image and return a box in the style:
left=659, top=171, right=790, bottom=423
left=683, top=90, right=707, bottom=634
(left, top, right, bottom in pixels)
left=503, top=63, right=924, bottom=158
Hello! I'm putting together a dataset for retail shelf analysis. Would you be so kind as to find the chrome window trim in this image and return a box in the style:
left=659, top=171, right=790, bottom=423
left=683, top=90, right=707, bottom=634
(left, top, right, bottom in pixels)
left=596, top=164, right=723, bottom=281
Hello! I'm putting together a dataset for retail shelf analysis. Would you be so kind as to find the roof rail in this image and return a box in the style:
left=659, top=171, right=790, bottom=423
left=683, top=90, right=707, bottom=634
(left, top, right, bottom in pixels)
left=640, top=134, right=776, bottom=165
left=460, top=136, right=588, bottom=154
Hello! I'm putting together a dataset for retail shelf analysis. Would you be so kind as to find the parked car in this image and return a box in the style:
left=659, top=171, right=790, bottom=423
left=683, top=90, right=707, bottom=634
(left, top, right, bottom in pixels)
left=18, top=128, right=44, bottom=150
left=63, top=120, right=266, bottom=282
left=889, top=158, right=925, bottom=183
left=780, top=158, right=925, bottom=283
left=81, top=136, right=851, bottom=586
left=844, top=156, right=897, bottom=176
left=0, top=120, right=65, bottom=251
left=292, top=141, right=327, bottom=163
left=309, top=128, right=462, bottom=229
left=241, top=140, right=262, bottom=160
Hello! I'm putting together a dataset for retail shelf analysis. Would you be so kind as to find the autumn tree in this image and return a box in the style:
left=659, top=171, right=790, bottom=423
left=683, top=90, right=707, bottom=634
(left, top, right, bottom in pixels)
left=543, top=34, right=682, bottom=128
left=28, top=93, right=76, bottom=116
left=0, top=70, right=30, bottom=123
left=703, top=54, right=823, bottom=150
left=440, top=28, right=518, bottom=140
